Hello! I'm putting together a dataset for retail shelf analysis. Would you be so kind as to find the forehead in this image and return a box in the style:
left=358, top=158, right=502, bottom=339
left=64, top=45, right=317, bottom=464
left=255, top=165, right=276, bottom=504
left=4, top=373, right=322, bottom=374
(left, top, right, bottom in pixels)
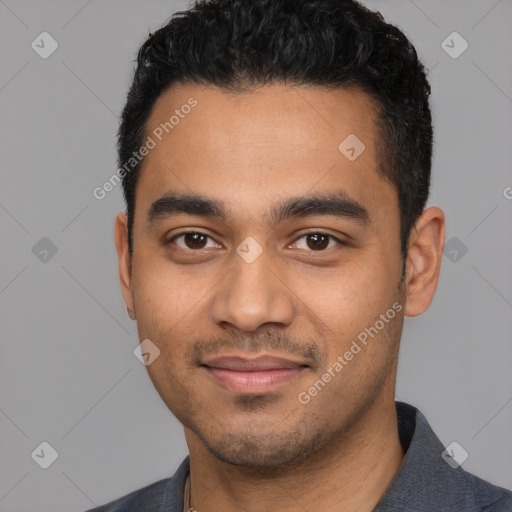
left=136, top=83, right=396, bottom=230
left=146, top=82, right=378, bottom=159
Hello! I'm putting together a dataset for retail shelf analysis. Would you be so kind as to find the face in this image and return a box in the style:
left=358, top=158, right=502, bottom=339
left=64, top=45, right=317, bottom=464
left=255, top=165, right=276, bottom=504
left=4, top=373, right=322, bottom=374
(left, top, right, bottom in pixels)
left=117, top=83, right=409, bottom=468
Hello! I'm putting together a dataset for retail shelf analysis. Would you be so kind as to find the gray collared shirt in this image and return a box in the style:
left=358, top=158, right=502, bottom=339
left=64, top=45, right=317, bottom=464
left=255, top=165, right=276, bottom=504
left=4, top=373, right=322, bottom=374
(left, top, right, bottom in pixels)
left=86, top=401, right=512, bottom=511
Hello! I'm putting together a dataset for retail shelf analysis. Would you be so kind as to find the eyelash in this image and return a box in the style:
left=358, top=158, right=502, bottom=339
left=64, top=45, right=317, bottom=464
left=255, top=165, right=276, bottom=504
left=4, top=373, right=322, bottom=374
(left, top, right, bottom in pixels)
left=166, top=230, right=346, bottom=253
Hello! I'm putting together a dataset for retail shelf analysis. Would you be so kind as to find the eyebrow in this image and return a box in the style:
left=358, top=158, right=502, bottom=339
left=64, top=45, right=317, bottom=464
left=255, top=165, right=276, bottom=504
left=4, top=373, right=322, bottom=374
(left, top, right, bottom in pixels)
left=147, top=191, right=370, bottom=227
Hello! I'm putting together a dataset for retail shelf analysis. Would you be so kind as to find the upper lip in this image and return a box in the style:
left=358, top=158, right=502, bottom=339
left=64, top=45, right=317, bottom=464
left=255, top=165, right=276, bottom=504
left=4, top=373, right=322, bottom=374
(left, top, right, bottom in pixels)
left=201, top=354, right=309, bottom=371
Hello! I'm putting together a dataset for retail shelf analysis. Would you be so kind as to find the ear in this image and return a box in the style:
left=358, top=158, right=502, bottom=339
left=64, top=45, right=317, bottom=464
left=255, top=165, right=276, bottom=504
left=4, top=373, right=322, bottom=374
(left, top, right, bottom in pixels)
left=114, top=212, right=136, bottom=319
left=403, top=206, right=445, bottom=317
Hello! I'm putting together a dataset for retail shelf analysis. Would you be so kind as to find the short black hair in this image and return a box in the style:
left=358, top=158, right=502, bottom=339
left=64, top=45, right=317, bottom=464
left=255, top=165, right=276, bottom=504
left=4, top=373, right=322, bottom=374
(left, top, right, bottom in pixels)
left=119, top=0, right=433, bottom=266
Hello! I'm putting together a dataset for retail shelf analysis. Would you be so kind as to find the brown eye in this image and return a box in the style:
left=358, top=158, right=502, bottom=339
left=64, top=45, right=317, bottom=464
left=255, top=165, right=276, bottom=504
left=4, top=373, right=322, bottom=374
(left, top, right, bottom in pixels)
left=306, top=233, right=329, bottom=250
left=169, top=232, right=220, bottom=250
left=183, top=233, right=207, bottom=249
left=293, top=233, right=343, bottom=251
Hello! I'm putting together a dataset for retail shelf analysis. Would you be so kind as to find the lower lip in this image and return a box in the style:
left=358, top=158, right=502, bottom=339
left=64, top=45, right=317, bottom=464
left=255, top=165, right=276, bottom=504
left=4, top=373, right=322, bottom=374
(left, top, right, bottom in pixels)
left=204, top=367, right=305, bottom=393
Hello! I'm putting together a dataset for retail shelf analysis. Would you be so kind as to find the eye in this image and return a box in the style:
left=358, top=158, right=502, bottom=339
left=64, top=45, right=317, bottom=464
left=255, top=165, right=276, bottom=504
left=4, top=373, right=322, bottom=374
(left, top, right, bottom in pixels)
left=292, top=233, right=344, bottom=251
left=168, top=232, right=221, bottom=251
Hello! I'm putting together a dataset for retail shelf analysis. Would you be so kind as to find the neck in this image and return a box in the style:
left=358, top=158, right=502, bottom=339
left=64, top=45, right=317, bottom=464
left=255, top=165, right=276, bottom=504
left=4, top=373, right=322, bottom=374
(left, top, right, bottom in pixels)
left=184, top=397, right=404, bottom=512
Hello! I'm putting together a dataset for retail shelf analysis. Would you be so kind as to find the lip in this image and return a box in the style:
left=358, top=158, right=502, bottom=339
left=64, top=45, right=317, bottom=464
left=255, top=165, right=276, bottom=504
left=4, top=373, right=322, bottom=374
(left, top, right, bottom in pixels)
left=202, top=355, right=307, bottom=371
left=201, top=354, right=309, bottom=393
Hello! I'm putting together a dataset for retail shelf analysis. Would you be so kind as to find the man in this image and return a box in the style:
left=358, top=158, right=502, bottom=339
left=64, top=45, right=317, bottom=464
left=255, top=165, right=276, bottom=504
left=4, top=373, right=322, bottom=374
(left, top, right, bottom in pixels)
left=87, top=0, right=512, bottom=510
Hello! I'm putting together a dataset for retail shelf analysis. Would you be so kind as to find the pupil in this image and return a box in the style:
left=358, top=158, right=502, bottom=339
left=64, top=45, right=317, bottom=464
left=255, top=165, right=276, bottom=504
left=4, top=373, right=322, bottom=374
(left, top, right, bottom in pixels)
left=308, top=234, right=328, bottom=250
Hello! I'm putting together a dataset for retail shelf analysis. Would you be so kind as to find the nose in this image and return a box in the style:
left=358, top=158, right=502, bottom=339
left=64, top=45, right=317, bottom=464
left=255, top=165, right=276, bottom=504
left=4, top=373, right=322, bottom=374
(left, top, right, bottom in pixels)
left=209, top=248, right=295, bottom=333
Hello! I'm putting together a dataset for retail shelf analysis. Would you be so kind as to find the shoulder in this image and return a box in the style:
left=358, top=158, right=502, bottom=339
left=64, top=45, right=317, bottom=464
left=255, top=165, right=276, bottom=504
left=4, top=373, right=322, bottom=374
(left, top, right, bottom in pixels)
left=83, top=456, right=190, bottom=512
left=414, top=404, right=512, bottom=511
left=376, top=402, right=512, bottom=512
left=83, top=478, right=171, bottom=512
left=459, top=471, right=512, bottom=511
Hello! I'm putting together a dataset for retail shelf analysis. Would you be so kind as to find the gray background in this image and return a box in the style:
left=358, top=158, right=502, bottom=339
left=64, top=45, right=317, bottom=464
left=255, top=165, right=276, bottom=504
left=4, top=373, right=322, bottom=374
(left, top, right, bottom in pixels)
left=0, top=0, right=511, bottom=510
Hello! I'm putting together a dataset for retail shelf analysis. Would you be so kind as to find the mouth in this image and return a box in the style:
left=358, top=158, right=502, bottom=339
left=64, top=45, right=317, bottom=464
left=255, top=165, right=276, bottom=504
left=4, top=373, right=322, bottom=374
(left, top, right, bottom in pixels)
left=200, top=354, right=310, bottom=394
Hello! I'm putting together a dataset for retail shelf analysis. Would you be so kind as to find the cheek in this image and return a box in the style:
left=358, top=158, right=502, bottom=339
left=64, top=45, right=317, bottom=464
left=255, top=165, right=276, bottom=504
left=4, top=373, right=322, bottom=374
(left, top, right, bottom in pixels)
left=143, top=353, right=192, bottom=423
left=290, top=257, right=402, bottom=378
left=294, top=255, right=394, bottom=326
left=131, top=255, right=203, bottom=335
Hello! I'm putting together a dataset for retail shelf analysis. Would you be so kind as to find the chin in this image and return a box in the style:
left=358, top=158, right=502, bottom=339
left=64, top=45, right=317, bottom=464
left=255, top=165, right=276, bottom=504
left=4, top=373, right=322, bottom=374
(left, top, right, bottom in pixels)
left=195, top=422, right=327, bottom=470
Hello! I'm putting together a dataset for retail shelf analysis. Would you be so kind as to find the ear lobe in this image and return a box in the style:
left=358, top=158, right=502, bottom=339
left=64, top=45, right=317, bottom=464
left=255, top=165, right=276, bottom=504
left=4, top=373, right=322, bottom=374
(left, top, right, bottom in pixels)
left=403, top=206, right=445, bottom=317
left=114, top=212, right=136, bottom=319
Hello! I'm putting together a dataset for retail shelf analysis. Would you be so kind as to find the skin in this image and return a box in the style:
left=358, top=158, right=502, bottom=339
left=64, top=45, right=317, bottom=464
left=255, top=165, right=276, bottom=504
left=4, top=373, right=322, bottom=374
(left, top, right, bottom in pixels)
left=115, top=83, right=445, bottom=512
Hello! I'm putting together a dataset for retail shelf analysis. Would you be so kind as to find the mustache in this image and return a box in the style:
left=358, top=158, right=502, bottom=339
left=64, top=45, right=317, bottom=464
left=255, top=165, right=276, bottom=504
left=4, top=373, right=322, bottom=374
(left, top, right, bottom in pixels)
left=186, top=330, right=326, bottom=370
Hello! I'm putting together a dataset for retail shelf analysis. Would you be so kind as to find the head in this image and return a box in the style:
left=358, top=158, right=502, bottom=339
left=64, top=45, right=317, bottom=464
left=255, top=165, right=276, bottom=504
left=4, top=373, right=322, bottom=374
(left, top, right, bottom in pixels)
left=115, top=0, right=444, bottom=468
